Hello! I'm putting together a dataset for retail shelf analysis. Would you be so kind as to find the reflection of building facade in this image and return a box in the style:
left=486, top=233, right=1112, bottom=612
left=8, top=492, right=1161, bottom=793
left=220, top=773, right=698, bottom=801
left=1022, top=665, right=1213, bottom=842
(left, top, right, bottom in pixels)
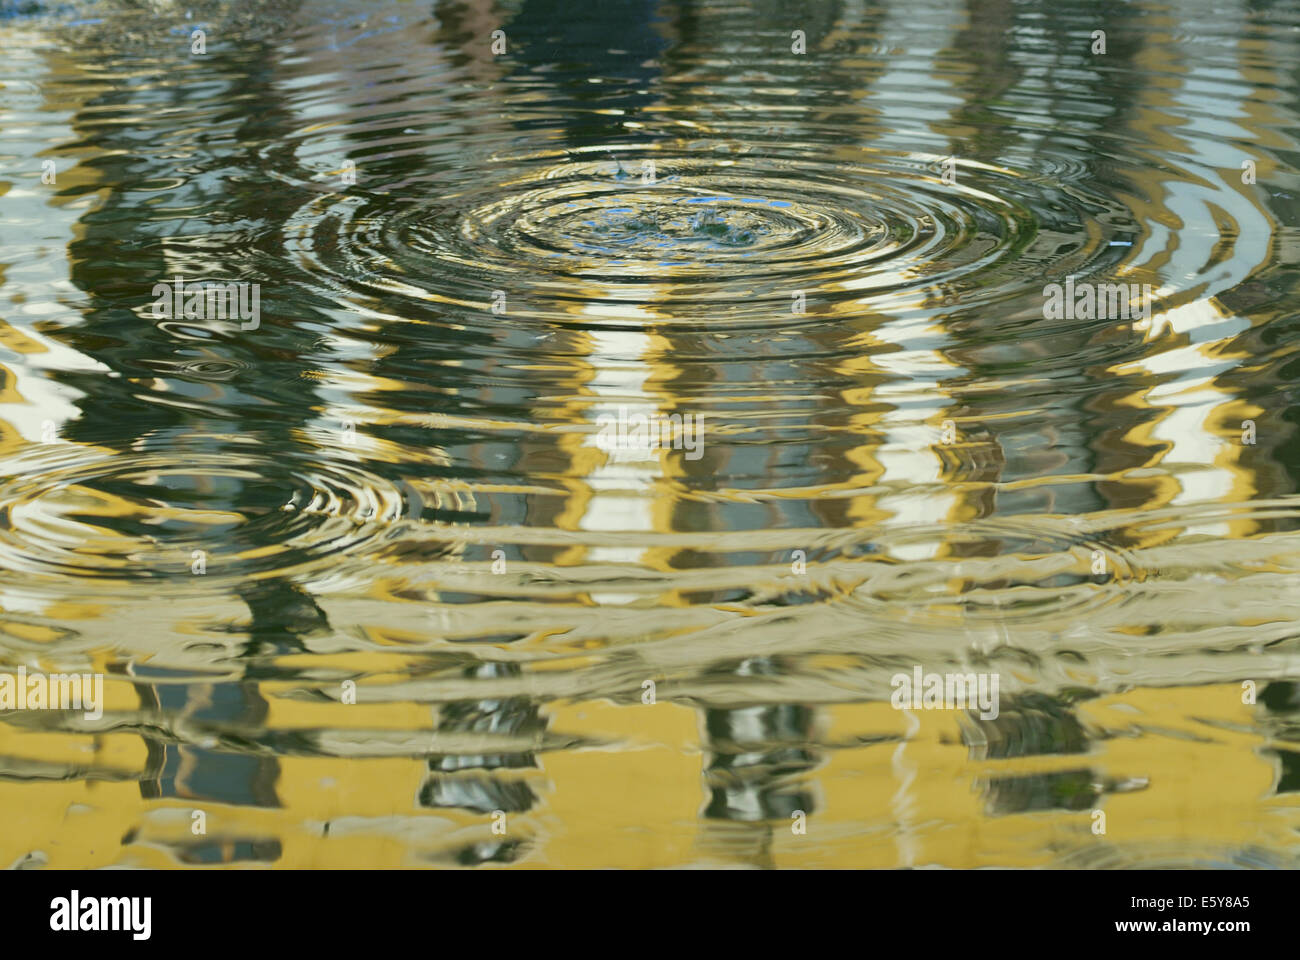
left=0, top=0, right=1298, bottom=872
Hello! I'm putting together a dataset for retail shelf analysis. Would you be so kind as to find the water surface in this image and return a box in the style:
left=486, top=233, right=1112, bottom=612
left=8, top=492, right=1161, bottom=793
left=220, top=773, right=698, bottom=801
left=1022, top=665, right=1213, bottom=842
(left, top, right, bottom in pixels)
left=1, top=0, right=1299, bottom=868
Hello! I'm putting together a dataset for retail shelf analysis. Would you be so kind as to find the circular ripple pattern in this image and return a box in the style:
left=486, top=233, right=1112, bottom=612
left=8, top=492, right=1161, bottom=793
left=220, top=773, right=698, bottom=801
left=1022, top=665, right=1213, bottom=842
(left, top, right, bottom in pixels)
left=0, top=449, right=408, bottom=590
left=283, top=149, right=1104, bottom=328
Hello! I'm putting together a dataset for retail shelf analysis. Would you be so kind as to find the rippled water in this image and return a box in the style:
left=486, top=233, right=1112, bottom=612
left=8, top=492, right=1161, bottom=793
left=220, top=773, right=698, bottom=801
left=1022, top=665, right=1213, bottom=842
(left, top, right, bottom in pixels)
left=1, top=0, right=1299, bottom=868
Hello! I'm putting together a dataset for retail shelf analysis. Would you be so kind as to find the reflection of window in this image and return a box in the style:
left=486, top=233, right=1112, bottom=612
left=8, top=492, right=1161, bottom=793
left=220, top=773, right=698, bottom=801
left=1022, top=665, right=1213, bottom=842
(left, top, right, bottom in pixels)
left=418, top=663, right=543, bottom=815
left=131, top=669, right=281, bottom=866
left=700, top=659, right=820, bottom=823
left=135, top=673, right=280, bottom=810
